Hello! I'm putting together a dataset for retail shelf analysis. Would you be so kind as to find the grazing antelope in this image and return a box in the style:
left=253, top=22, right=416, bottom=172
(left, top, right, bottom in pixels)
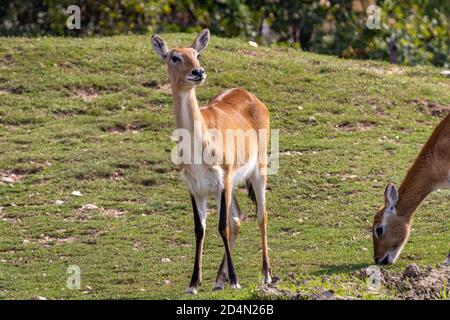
left=151, top=29, right=272, bottom=294
left=372, top=112, right=450, bottom=265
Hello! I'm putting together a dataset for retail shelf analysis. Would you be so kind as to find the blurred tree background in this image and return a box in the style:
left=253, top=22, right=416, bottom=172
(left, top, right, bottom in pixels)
left=0, top=0, right=448, bottom=66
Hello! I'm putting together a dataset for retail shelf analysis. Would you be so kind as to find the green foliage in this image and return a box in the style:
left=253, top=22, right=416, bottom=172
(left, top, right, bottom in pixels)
left=0, top=1, right=448, bottom=65
left=378, top=0, right=449, bottom=67
left=0, top=0, right=162, bottom=36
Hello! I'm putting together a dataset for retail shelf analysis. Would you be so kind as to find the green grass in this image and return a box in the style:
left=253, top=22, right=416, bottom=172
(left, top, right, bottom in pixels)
left=0, top=34, right=449, bottom=300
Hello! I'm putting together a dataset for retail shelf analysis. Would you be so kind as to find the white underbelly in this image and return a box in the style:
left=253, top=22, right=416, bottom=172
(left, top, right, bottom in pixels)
left=181, top=156, right=257, bottom=196
left=181, top=165, right=224, bottom=196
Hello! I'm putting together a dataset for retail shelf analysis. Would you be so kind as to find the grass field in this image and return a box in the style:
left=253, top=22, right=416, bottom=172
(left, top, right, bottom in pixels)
left=0, top=34, right=449, bottom=300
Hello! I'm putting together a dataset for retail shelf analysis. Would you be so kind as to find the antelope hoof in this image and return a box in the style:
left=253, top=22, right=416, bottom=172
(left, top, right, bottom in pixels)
left=185, top=286, right=198, bottom=295
left=264, top=268, right=273, bottom=284
left=444, top=255, right=450, bottom=265
left=212, top=283, right=224, bottom=291
left=230, top=282, right=241, bottom=290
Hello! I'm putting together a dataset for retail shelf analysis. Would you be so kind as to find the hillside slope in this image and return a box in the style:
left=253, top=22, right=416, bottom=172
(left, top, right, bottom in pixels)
left=0, top=34, right=449, bottom=299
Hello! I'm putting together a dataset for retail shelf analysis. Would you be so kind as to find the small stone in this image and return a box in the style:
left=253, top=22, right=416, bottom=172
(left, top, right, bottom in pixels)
left=440, top=70, right=450, bottom=77
left=161, top=258, right=171, bottom=263
left=308, top=116, right=317, bottom=124
left=248, top=41, right=258, bottom=48
left=163, top=280, right=171, bottom=285
left=298, top=106, right=303, bottom=110
left=55, top=200, right=65, bottom=205
left=71, top=191, right=82, bottom=197
left=81, top=204, right=98, bottom=211
left=30, top=296, right=47, bottom=300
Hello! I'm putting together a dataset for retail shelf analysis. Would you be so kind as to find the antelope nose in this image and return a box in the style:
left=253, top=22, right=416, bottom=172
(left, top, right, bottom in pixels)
left=375, top=255, right=389, bottom=265
left=380, top=255, right=390, bottom=265
left=191, top=68, right=204, bottom=76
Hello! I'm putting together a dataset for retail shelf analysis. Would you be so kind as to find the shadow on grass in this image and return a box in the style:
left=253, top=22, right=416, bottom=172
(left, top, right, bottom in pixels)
left=312, top=263, right=372, bottom=275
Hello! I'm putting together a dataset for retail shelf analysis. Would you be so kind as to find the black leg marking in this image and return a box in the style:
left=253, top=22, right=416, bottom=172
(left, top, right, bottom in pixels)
left=246, top=180, right=257, bottom=205
left=215, top=192, right=241, bottom=286
left=218, top=191, right=238, bottom=285
left=188, top=194, right=204, bottom=289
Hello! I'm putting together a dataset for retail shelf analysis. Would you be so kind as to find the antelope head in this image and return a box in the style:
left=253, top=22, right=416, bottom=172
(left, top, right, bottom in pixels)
left=151, top=29, right=210, bottom=91
left=372, top=183, right=411, bottom=265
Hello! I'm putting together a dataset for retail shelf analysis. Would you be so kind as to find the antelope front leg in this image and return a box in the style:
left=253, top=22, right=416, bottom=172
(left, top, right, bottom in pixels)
left=217, top=184, right=240, bottom=289
left=250, top=172, right=272, bottom=283
left=186, top=194, right=207, bottom=294
left=214, top=193, right=241, bottom=290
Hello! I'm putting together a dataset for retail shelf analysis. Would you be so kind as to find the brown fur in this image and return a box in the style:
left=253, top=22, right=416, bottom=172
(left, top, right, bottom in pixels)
left=373, top=112, right=450, bottom=263
left=152, top=30, right=271, bottom=293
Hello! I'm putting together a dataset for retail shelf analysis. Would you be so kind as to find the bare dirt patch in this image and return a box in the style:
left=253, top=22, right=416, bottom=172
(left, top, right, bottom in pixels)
left=381, top=264, right=449, bottom=300
left=102, top=209, right=126, bottom=218
left=412, top=99, right=450, bottom=117
left=0, top=86, right=24, bottom=95
left=37, top=235, right=78, bottom=247
left=71, top=206, right=127, bottom=220
left=356, top=264, right=450, bottom=299
left=0, top=89, right=12, bottom=95
left=257, top=284, right=355, bottom=300
left=72, top=87, right=99, bottom=101
left=255, top=264, right=449, bottom=300
left=22, top=235, right=78, bottom=247
left=102, top=123, right=141, bottom=134
left=0, top=54, right=15, bottom=67
left=0, top=171, right=24, bottom=184
left=0, top=210, right=21, bottom=224
left=336, top=121, right=376, bottom=132
left=279, top=150, right=304, bottom=156
left=57, top=61, right=77, bottom=69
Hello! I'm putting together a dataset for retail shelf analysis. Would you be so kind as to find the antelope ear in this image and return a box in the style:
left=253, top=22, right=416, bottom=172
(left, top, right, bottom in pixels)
left=384, top=183, right=399, bottom=210
left=191, top=29, right=210, bottom=53
left=151, top=34, right=169, bottom=61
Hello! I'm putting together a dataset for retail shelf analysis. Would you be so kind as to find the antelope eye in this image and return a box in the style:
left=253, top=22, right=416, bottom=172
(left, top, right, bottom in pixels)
left=197, top=54, right=201, bottom=60
left=375, top=225, right=384, bottom=239
left=171, top=56, right=181, bottom=63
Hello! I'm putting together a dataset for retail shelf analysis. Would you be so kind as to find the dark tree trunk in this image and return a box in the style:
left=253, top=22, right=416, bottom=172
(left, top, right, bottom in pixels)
left=389, top=38, right=398, bottom=64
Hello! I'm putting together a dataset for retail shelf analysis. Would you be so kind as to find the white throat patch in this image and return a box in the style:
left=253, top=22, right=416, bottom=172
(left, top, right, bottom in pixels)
left=179, top=91, right=191, bottom=129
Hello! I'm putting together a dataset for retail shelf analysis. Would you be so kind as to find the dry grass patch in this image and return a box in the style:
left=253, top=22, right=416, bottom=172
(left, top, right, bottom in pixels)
left=412, top=98, right=450, bottom=117
left=72, top=87, right=100, bottom=101
left=335, top=121, right=376, bottom=132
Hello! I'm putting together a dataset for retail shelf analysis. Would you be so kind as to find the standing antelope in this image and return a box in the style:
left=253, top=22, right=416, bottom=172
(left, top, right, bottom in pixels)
left=151, top=29, right=272, bottom=294
left=373, top=112, right=450, bottom=265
